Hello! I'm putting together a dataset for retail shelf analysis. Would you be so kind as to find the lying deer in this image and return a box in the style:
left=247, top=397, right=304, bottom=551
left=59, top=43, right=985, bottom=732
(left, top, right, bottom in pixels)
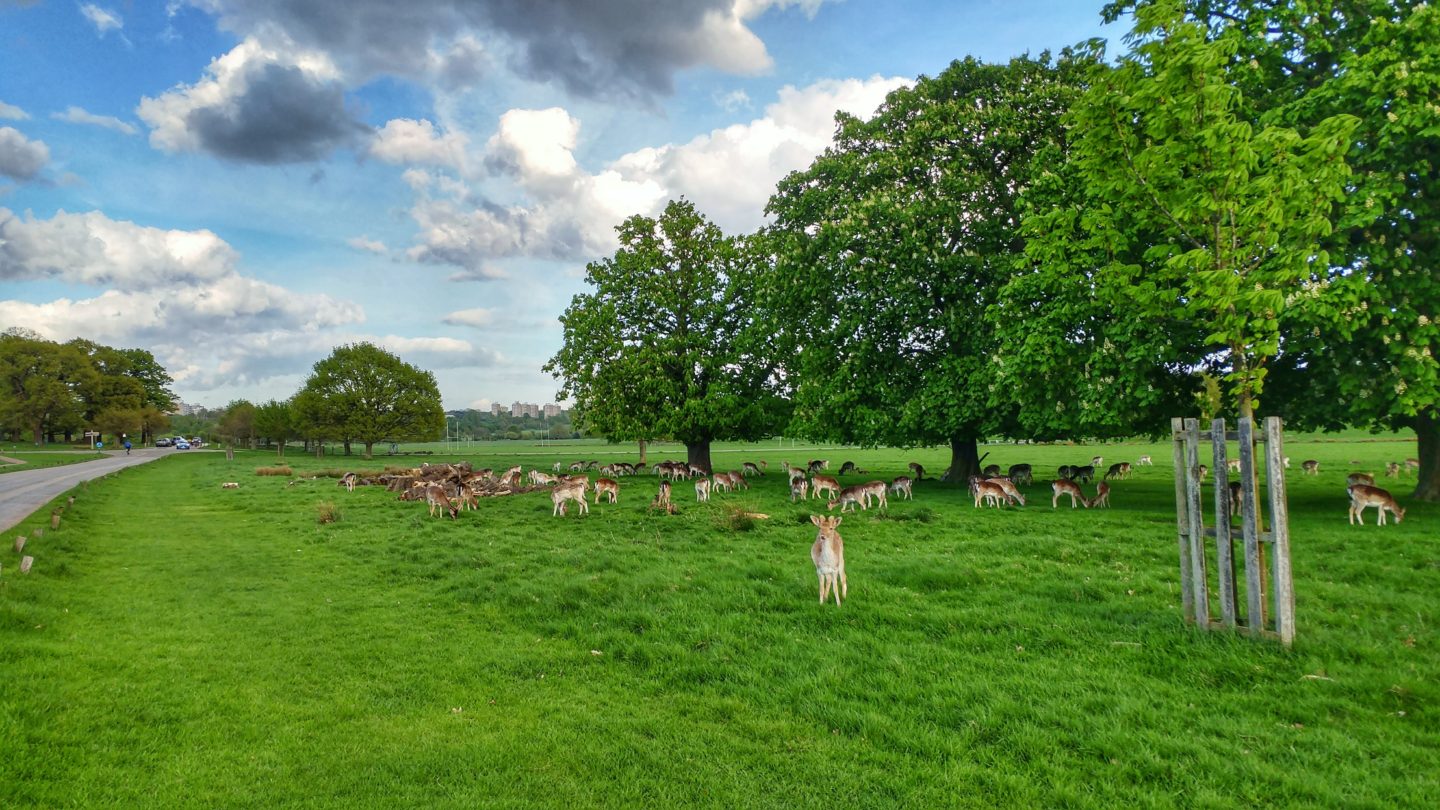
left=552, top=480, right=589, bottom=516
left=594, top=478, right=619, bottom=504
left=1346, top=472, right=1375, bottom=488
left=810, top=515, right=846, bottom=606
left=1348, top=484, right=1404, bottom=525
left=1052, top=479, right=1086, bottom=509
left=1087, top=481, right=1110, bottom=508
left=889, top=476, right=913, bottom=500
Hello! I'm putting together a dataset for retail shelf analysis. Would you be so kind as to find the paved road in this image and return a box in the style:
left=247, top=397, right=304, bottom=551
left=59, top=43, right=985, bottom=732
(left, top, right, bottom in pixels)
left=0, top=449, right=168, bottom=534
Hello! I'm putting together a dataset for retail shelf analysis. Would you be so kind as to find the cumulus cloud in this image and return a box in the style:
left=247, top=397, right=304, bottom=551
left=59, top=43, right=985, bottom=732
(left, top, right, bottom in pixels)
left=346, top=236, right=388, bottom=254
left=52, top=106, right=138, bottom=135
left=0, top=101, right=28, bottom=120
left=0, top=207, right=237, bottom=287
left=0, top=127, right=50, bottom=181
left=441, top=307, right=495, bottom=328
left=395, top=75, right=904, bottom=270
left=369, top=118, right=468, bottom=170
left=79, top=3, right=123, bottom=36
left=178, top=1, right=802, bottom=102
left=137, top=37, right=368, bottom=163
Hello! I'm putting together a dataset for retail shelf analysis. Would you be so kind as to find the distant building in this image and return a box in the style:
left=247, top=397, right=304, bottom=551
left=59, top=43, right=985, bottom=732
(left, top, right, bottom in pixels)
left=510, top=401, right=540, bottom=418
left=543, top=403, right=562, bottom=418
left=490, top=403, right=505, bottom=416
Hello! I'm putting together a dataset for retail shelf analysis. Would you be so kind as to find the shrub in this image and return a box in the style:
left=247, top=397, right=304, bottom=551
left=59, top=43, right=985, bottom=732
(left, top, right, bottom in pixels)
left=718, top=506, right=756, bottom=533
left=316, top=501, right=342, bottom=524
left=255, top=466, right=293, bottom=477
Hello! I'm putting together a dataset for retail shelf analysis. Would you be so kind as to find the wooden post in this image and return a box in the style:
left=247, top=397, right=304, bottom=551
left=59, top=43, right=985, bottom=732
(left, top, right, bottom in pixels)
left=1212, top=419, right=1237, bottom=628
left=1238, top=417, right=1264, bottom=635
left=20, top=555, right=33, bottom=574
left=1265, top=416, right=1296, bottom=646
left=1171, top=417, right=1195, bottom=622
left=50, top=511, right=61, bottom=530
left=1183, top=418, right=1209, bottom=624
left=14, top=535, right=24, bottom=554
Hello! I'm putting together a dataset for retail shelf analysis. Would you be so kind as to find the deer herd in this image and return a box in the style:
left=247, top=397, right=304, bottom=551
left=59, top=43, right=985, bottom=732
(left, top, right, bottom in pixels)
left=316, top=445, right=1417, bottom=608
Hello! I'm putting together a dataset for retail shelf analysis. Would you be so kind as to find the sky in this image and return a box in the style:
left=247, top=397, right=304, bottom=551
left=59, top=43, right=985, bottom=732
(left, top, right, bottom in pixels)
left=0, top=0, right=1115, bottom=411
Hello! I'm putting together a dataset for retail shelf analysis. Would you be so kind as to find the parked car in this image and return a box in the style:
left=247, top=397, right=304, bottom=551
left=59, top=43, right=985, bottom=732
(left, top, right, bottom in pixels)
left=155, top=438, right=172, bottom=447
left=190, top=437, right=203, bottom=446
left=174, top=440, right=191, bottom=450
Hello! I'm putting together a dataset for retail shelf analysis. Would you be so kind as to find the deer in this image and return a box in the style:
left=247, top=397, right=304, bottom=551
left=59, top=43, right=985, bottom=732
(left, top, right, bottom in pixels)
left=1087, top=481, right=1111, bottom=509
left=1091, top=455, right=1104, bottom=468
left=1385, top=462, right=1401, bottom=478
left=1282, top=457, right=1290, bottom=469
left=652, top=480, right=673, bottom=511
left=807, top=459, right=828, bottom=474
left=1058, top=464, right=1076, bottom=480
left=908, top=462, right=925, bottom=480
left=1197, top=465, right=1209, bottom=481
left=552, top=480, right=590, bottom=516
left=529, top=469, right=557, bottom=486
left=1007, top=464, right=1033, bottom=486
left=1348, top=484, right=1404, bottom=525
left=1136, top=455, right=1153, bottom=466
left=889, top=476, right=913, bottom=500
left=1073, top=465, right=1096, bottom=483
left=810, top=515, right=847, bottom=606
left=1104, top=462, right=1131, bottom=481
left=1405, top=458, right=1420, bottom=473
left=425, top=484, right=458, bottom=519
left=788, top=466, right=807, bottom=486
left=828, top=485, right=869, bottom=513
left=742, top=462, right=763, bottom=477
left=552, top=461, right=563, bottom=472
left=810, top=475, right=842, bottom=502
left=982, top=463, right=1001, bottom=477
left=1226, top=458, right=1241, bottom=473
left=858, top=480, right=888, bottom=510
left=986, top=476, right=1024, bottom=506
left=1301, top=460, right=1320, bottom=475
left=695, top=477, right=711, bottom=502
left=1346, top=472, right=1375, bottom=488
left=970, top=477, right=1008, bottom=508
left=727, top=471, right=750, bottom=491
left=594, top=478, right=619, bottom=504
left=1227, top=482, right=1243, bottom=516
left=789, top=478, right=809, bottom=503
left=1052, top=479, right=1086, bottom=509
left=688, top=464, right=709, bottom=479
left=339, top=472, right=358, bottom=492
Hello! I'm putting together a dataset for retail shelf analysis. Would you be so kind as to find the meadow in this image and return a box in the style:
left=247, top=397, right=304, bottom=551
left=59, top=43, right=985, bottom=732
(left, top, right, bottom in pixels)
left=0, top=450, right=110, bottom=474
left=1, top=437, right=1435, bottom=808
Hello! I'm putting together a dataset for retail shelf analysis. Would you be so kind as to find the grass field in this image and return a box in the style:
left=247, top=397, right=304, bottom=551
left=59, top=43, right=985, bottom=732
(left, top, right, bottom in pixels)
left=1, top=438, right=1435, bottom=807
left=0, top=451, right=110, bottom=474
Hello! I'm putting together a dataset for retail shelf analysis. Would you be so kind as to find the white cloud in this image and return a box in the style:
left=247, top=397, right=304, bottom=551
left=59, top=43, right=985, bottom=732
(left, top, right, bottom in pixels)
left=0, top=127, right=49, bottom=181
left=79, top=3, right=123, bottom=36
left=441, top=307, right=495, bottom=328
left=0, top=101, right=28, bottom=120
left=51, top=106, right=138, bottom=135
left=369, top=118, right=468, bottom=170
left=346, top=236, right=388, bottom=254
left=714, top=89, right=752, bottom=112
left=484, top=108, right=580, bottom=195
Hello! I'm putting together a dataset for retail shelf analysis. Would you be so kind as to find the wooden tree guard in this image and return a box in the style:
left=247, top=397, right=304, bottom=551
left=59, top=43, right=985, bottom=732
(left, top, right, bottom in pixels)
left=1171, top=416, right=1295, bottom=646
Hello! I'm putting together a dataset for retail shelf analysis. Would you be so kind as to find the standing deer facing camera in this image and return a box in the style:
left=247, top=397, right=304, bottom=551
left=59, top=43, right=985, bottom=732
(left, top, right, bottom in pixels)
left=810, top=515, right=846, bottom=606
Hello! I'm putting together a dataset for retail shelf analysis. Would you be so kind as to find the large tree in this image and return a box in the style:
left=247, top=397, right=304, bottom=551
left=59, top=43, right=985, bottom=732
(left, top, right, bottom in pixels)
left=545, top=199, right=787, bottom=473
left=763, top=53, right=1088, bottom=481
left=0, top=330, right=95, bottom=445
left=1100, top=0, right=1440, bottom=500
left=254, top=399, right=299, bottom=457
left=294, top=343, right=444, bottom=459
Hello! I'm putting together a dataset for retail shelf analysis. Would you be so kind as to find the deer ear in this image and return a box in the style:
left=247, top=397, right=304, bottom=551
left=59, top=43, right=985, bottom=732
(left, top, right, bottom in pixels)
left=832, top=516, right=842, bottom=527
left=810, top=515, right=823, bottom=527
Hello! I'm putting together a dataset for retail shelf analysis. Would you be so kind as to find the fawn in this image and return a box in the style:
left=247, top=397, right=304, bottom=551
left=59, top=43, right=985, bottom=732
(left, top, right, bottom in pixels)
left=889, top=476, right=913, bottom=500
left=810, top=515, right=847, bottom=606
left=1086, top=481, right=1110, bottom=508
left=594, top=478, right=619, bottom=504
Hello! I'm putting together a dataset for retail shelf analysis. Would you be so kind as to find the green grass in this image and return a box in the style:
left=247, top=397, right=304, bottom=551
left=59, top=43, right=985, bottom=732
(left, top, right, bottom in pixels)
left=1, top=439, right=1436, bottom=808
left=0, top=451, right=110, bottom=474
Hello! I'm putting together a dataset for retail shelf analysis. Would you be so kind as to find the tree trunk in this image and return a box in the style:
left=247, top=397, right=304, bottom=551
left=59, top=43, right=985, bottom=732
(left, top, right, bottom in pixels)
left=1413, top=408, right=1440, bottom=502
left=946, top=436, right=981, bottom=484
left=638, top=439, right=648, bottom=465
left=277, top=441, right=286, bottom=459
left=363, top=441, right=374, bottom=460
left=343, top=439, right=352, bottom=456
left=31, top=421, right=43, bottom=447
left=686, top=440, right=712, bottom=475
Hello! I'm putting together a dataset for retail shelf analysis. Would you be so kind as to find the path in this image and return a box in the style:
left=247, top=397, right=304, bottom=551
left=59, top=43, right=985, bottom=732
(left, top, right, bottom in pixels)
left=0, top=449, right=168, bottom=534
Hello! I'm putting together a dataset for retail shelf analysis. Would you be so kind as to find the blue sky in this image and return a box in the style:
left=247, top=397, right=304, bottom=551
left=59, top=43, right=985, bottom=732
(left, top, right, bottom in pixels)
left=0, top=0, right=1114, bottom=410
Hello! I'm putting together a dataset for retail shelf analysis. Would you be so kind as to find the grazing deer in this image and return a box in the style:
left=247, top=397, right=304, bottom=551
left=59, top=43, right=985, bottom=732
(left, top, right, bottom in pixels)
left=810, top=515, right=847, bottom=606
left=858, top=480, right=888, bottom=510
left=552, top=461, right=563, bottom=472
left=808, top=459, right=828, bottom=474
left=710, top=473, right=731, bottom=494
left=456, top=487, right=479, bottom=512
left=1007, top=464, right=1033, bottom=486
left=687, top=464, right=709, bottom=479
left=1087, top=481, right=1111, bottom=509
left=788, top=466, right=807, bottom=485
left=1052, top=479, right=1086, bottom=509
left=970, top=477, right=1007, bottom=508
left=339, top=472, right=358, bottom=492
left=1346, top=472, right=1375, bottom=488
left=728, top=471, right=750, bottom=491
left=1385, top=462, right=1401, bottom=478
left=908, top=462, right=925, bottom=480
left=425, top=484, right=458, bottom=519
left=498, top=469, right=523, bottom=487
left=695, top=477, right=711, bottom=502
left=982, top=464, right=1001, bottom=477
left=1405, top=458, right=1419, bottom=473
left=1136, top=455, right=1153, bottom=466
left=552, top=480, right=590, bottom=516
left=1074, top=465, right=1096, bottom=483
left=810, top=475, right=842, bottom=502
left=1348, top=484, right=1404, bottom=525
left=1104, top=462, right=1131, bottom=481
left=986, top=477, right=1024, bottom=506
left=1058, top=464, right=1076, bottom=480
left=742, top=462, right=763, bottom=477
left=1301, top=460, right=1320, bottom=475
left=828, top=485, right=868, bottom=513
left=594, top=478, right=619, bottom=504
left=838, top=461, right=857, bottom=475
left=889, top=476, right=913, bottom=500
left=790, top=478, right=809, bottom=503
left=1091, top=456, right=1104, bottom=468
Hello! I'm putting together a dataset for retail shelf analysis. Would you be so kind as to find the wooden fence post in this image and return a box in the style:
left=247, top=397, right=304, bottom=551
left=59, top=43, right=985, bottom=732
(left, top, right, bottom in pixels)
left=1212, top=419, right=1237, bottom=629
left=1265, top=416, right=1296, bottom=645
left=1171, top=417, right=1195, bottom=622
left=1183, top=418, right=1209, bottom=624
left=1238, top=417, right=1265, bottom=635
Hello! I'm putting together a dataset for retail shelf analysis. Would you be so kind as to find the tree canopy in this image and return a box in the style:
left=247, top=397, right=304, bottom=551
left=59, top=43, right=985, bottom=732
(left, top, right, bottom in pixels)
left=545, top=199, right=787, bottom=472
left=294, top=343, right=444, bottom=459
